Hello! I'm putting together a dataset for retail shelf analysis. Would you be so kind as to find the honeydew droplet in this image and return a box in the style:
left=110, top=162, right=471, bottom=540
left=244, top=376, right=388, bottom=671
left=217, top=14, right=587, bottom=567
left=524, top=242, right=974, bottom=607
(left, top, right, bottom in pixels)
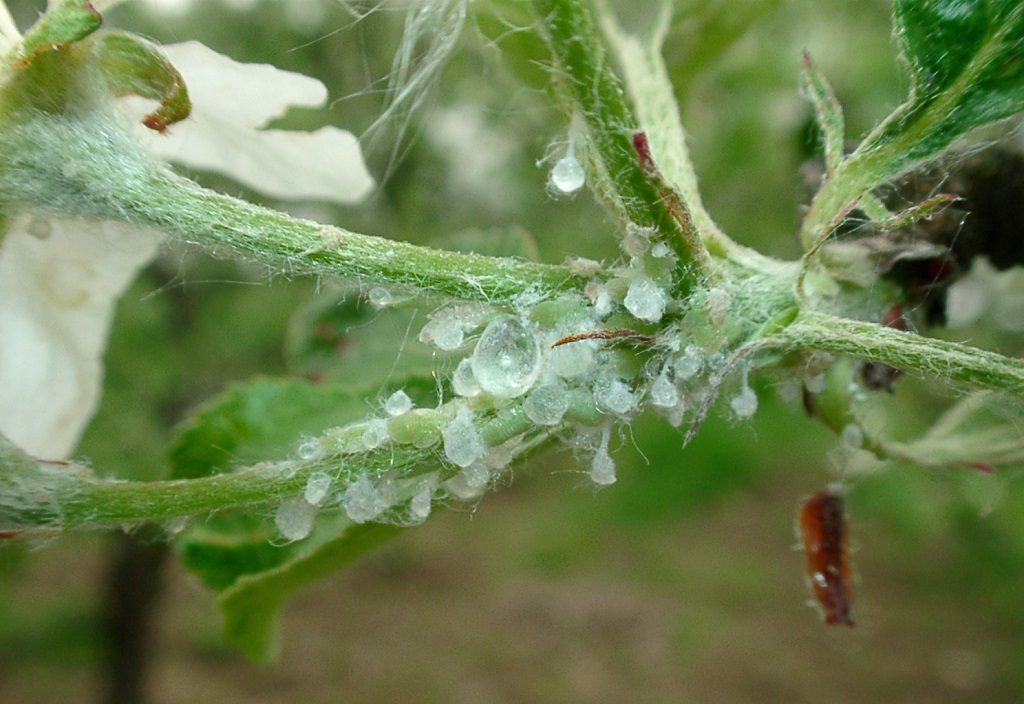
left=841, top=423, right=864, bottom=449
left=548, top=148, right=585, bottom=194
left=409, top=485, right=434, bottom=523
left=304, top=471, right=333, bottom=506
left=442, top=406, right=486, bottom=468
left=343, top=475, right=384, bottom=523
left=590, top=425, right=616, bottom=485
left=462, top=462, right=491, bottom=489
left=361, top=419, right=390, bottom=450
left=651, top=242, right=671, bottom=258
left=524, top=380, right=570, bottom=426
left=368, top=287, right=392, bottom=308
left=667, top=400, right=686, bottom=428
left=452, top=358, right=481, bottom=397
left=674, top=345, right=703, bottom=380
left=445, top=472, right=485, bottom=501
left=419, top=314, right=464, bottom=351
left=595, top=377, right=636, bottom=415
left=384, top=389, right=413, bottom=416
left=548, top=340, right=595, bottom=379
left=805, top=373, right=827, bottom=394
left=296, top=436, right=322, bottom=460
left=471, top=316, right=542, bottom=399
left=624, top=276, right=666, bottom=323
left=730, top=384, right=758, bottom=420
left=649, top=371, right=679, bottom=408
left=275, top=496, right=317, bottom=541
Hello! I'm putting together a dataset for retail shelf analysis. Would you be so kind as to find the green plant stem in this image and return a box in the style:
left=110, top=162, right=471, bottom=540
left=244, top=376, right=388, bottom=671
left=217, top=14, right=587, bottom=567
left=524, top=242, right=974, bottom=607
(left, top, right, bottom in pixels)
left=532, top=0, right=696, bottom=275
left=0, top=393, right=599, bottom=533
left=142, top=173, right=582, bottom=304
left=0, top=113, right=583, bottom=305
left=799, top=7, right=1020, bottom=250
left=779, top=311, right=1024, bottom=394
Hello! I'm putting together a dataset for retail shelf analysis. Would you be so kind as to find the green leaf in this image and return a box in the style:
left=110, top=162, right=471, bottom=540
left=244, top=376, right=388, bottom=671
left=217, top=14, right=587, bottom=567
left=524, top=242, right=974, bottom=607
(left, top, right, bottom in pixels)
left=284, top=289, right=449, bottom=392
left=218, top=521, right=401, bottom=664
left=169, top=377, right=410, bottom=662
left=88, top=31, right=191, bottom=132
left=800, top=50, right=844, bottom=176
left=179, top=513, right=301, bottom=591
left=12, top=0, right=100, bottom=67
left=872, top=391, right=1024, bottom=472
left=169, top=377, right=372, bottom=480
left=802, top=0, right=1024, bottom=247
left=880, top=0, right=1024, bottom=169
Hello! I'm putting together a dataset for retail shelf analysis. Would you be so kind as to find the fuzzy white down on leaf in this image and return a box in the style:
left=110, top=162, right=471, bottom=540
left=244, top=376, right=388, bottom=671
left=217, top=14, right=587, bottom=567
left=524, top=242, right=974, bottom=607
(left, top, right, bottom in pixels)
left=0, top=217, right=161, bottom=457
left=126, top=41, right=374, bottom=204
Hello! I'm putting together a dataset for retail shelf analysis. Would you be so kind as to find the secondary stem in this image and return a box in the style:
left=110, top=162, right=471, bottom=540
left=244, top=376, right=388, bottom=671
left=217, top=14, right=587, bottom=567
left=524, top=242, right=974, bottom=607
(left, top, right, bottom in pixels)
left=779, top=311, right=1024, bottom=394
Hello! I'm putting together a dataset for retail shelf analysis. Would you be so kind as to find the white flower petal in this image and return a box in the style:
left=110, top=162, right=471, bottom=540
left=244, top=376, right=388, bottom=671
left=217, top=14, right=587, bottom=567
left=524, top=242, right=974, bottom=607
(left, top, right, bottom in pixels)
left=0, top=217, right=161, bottom=458
left=0, top=1, right=20, bottom=55
left=129, top=40, right=374, bottom=204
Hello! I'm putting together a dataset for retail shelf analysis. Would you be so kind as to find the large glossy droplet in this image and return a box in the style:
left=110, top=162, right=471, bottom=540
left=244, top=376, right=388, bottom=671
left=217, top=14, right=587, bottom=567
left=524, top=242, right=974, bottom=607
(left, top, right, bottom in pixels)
left=471, top=316, right=541, bottom=399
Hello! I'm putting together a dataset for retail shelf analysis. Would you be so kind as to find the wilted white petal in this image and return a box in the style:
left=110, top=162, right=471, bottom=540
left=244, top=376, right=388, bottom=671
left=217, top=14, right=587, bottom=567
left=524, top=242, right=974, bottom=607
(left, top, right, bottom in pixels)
left=126, top=41, right=374, bottom=205
left=0, top=217, right=161, bottom=458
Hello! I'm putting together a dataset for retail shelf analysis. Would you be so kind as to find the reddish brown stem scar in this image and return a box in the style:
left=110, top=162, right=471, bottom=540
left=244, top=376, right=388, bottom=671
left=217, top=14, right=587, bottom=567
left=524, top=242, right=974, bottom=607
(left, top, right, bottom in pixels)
left=551, top=329, right=655, bottom=348
left=798, top=488, right=854, bottom=626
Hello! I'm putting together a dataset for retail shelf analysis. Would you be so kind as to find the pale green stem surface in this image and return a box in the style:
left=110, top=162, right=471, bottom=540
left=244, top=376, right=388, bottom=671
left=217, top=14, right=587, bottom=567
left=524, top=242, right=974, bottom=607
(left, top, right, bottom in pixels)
left=780, top=311, right=1024, bottom=394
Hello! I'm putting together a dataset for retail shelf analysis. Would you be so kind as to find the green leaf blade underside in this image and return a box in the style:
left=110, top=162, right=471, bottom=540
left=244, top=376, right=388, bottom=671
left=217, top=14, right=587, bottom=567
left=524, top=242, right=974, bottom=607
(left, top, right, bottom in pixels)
left=803, top=0, right=1024, bottom=247
left=169, top=377, right=414, bottom=662
left=217, top=521, right=402, bottom=664
left=876, top=0, right=1024, bottom=170
left=168, top=377, right=376, bottom=480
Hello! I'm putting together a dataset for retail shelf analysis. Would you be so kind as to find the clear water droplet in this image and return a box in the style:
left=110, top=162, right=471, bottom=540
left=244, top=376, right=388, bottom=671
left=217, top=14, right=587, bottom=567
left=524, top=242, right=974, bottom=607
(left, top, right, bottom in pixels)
left=442, top=407, right=486, bottom=468
left=471, top=316, right=542, bottom=399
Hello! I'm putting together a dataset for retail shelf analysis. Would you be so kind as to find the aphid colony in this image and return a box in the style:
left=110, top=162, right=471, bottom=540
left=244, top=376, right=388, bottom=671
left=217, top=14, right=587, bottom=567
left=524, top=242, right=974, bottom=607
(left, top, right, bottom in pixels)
left=270, top=211, right=768, bottom=544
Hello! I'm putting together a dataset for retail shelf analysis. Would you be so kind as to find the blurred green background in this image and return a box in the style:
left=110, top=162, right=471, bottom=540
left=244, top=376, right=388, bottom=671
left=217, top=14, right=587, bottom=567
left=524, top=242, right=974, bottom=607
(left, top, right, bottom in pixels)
left=2, top=0, right=1024, bottom=701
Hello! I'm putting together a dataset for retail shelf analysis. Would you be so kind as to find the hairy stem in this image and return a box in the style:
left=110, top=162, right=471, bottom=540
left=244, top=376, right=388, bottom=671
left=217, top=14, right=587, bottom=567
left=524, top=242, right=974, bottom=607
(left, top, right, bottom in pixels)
left=0, top=113, right=583, bottom=306
left=779, top=311, right=1024, bottom=394
left=532, top=0, right=697, bottom=275
left=0, top=394, right=599, bottom=533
